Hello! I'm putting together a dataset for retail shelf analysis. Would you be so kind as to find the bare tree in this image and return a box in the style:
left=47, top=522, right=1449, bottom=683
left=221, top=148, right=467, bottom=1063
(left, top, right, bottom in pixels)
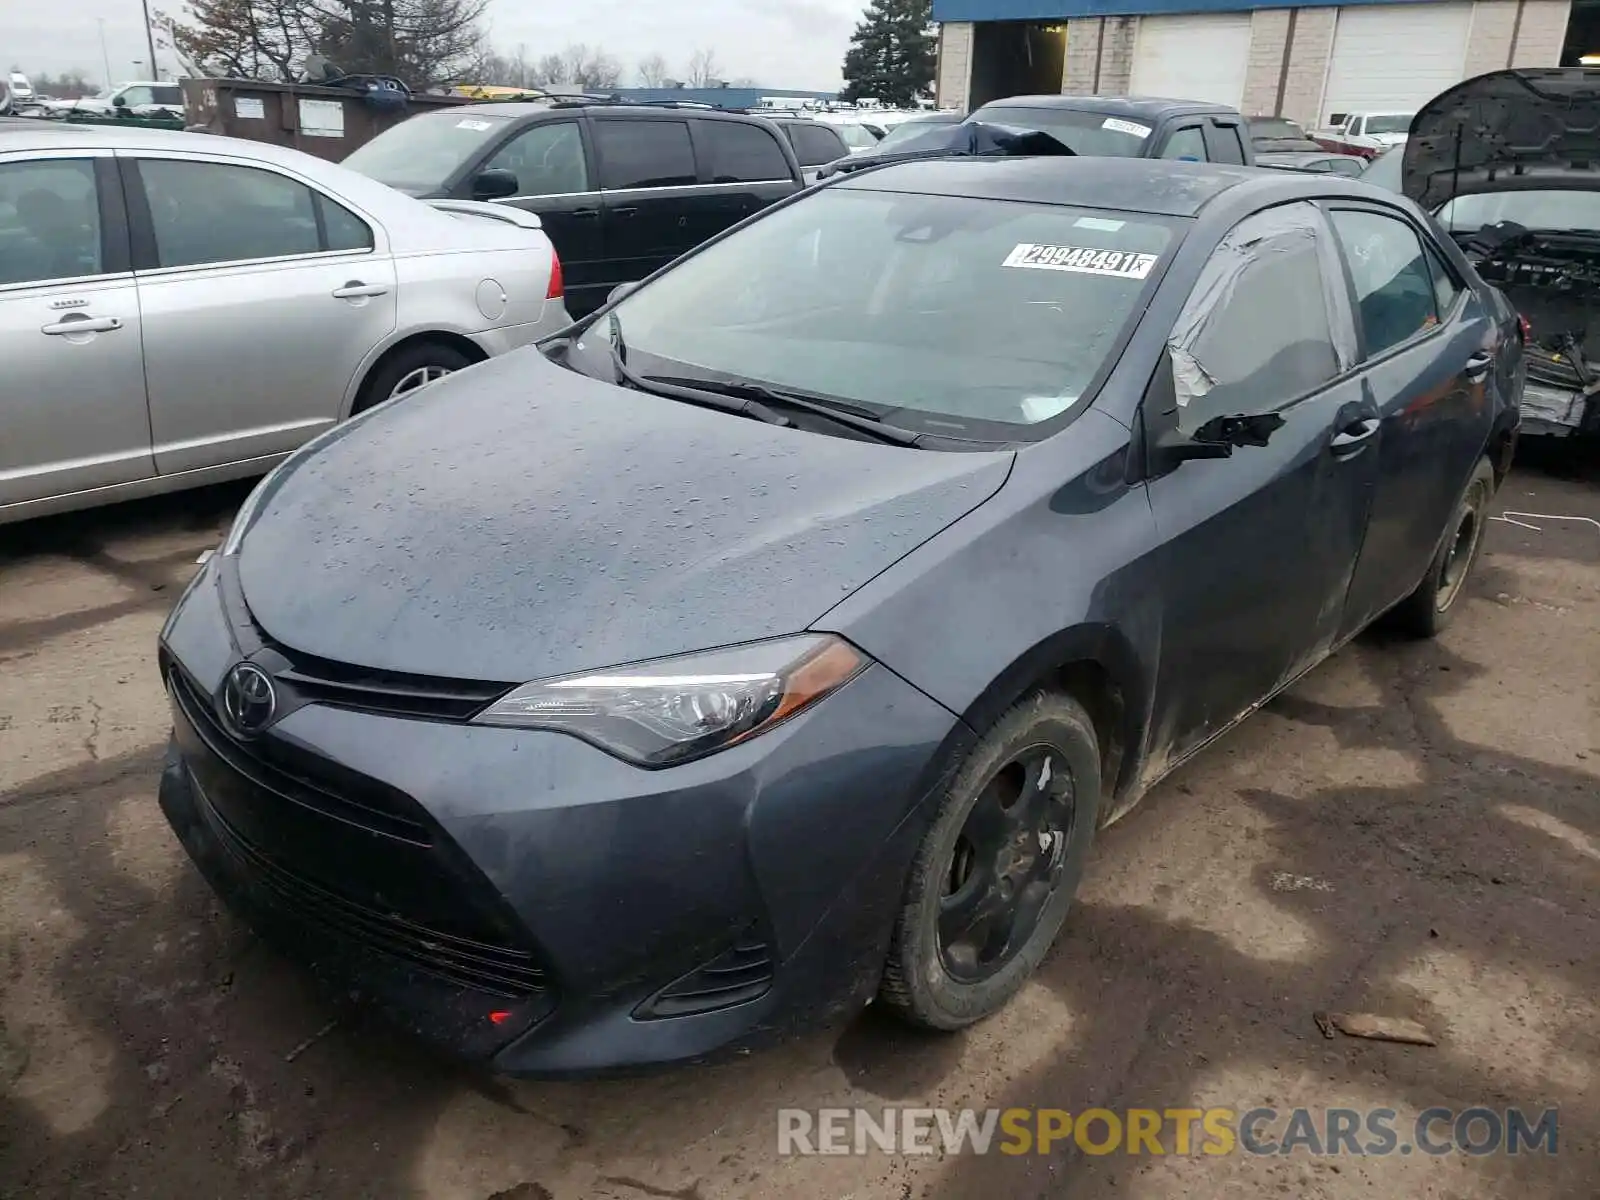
left=166, top=0, right=490, bottom=87
left=684, top=46, right=721, bottom=87
left=636, top=52, right=669, bottom=87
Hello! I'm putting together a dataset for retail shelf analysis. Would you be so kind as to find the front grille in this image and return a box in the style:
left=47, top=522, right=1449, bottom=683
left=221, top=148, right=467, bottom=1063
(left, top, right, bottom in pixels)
left=198, top=783, right=548, bottom=998
left=639, top=933, right=774, bottom=1019
left=168, top=664, right=431, bottom=845
left=268, top=642, right=513, bottom=722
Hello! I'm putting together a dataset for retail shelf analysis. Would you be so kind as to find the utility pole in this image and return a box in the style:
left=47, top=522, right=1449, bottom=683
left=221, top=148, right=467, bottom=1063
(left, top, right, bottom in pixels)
left=98, top=19, right=114, bottom=89
left=139, top=0, right=160, bottom=79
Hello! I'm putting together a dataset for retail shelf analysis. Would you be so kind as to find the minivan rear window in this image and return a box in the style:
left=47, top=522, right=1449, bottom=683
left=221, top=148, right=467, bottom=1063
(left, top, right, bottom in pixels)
left=342, top=111, right=514, bottom=193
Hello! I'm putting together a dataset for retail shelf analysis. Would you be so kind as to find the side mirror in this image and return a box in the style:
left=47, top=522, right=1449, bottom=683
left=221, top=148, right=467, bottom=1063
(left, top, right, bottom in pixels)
left=471, top=168, right=518, bottom=201
left=607, top=281, right=639, bottom=306
left=1148, top=412, right=1285, bottom=473
left=1150, top=426, right=1234, bottom=473
left=113, top=95, right=128, bottom=109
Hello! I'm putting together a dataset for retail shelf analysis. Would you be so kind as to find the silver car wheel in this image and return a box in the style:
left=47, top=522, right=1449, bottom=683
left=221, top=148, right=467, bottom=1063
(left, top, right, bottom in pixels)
left=388, top=365, right=452, bottom=400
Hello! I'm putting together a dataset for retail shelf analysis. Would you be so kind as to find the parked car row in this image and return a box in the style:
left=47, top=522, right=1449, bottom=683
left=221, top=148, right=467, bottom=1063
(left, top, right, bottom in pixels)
left=143, top=75, right=1535, bottom=1077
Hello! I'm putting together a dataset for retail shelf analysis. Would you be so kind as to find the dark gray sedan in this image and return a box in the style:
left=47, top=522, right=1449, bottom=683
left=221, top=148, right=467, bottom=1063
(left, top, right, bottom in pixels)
left=156, top=155, right=1521, bottom=1075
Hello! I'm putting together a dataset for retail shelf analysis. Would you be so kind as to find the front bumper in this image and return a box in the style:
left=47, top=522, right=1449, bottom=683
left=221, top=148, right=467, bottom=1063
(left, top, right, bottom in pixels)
left=156, top=565, right=968, bottom=1075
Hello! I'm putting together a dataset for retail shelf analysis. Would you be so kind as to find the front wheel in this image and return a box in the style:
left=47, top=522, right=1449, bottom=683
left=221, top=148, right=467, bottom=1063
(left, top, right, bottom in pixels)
left=880, top=690, right=1101, bottom=1031
left=1387, top=456, right=1496, bottom=638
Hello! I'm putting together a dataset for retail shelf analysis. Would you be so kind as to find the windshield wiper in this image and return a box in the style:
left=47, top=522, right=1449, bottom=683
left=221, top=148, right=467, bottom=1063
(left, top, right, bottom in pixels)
left=645, top=376, right=923, bottom=446
left=610, top=348, right=794, bottom=427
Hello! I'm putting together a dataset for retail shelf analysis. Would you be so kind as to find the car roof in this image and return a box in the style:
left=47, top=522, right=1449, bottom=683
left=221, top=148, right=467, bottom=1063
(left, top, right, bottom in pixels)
left=456, top=101, right=760, bottom=122
left=0, top=121, right=334, bottom=169
left=835, top=155, right=1366, bottom=216
left=978, top=94, right=1235, bottom=119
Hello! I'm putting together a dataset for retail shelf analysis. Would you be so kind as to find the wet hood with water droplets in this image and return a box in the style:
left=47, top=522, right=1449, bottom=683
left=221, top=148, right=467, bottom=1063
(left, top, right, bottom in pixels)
left=235, top=352, right=1013, bottom=683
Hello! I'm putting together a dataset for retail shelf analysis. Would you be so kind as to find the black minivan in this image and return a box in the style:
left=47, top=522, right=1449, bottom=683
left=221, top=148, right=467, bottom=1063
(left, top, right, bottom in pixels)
left=343, top=101, right=805, bottom=315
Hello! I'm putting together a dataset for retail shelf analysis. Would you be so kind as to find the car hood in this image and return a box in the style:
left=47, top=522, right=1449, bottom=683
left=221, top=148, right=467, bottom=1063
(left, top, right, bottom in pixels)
left=1405, top=68, right=1600, bottom=210
left=234, top=353, right=1013, bottom=683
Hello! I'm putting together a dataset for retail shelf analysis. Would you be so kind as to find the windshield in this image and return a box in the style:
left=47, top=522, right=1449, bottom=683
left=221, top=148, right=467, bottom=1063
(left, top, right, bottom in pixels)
left=975, top=107, right=1152, bottom=156
left=602, top=187, right=1179, bottom=438
left=342, top=110, right=514, bottom=192
left=1365, top=114, right=1413, bottom=136
left=1437, top=189, right=1600, bottom=234
left=1360, top=146, right=1403, bottom=192
left=833, top=123, right=882, bottom=150
left=877, top=116, right=960, bottom=149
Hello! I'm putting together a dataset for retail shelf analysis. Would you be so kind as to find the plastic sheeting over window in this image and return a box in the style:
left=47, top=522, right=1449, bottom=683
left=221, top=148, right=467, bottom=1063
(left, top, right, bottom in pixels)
left=1166, top=202, right=1357, bottom=430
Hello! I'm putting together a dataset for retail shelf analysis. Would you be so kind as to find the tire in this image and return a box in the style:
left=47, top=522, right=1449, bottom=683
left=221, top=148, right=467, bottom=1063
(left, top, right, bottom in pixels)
left=880, top=689, right=1102, bottom=1031
left=1387, top=456, right=1497, bottom=639
left=352, top=340, right=476, bottom=415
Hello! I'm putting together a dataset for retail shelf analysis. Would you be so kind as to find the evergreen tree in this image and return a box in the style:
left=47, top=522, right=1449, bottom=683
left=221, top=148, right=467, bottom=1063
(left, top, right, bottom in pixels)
left=840, top=0, right=934, bottom=108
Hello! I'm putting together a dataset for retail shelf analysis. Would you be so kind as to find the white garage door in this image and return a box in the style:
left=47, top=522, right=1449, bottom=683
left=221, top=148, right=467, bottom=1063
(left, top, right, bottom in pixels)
left=1129, top=13, right=1252, bottom=108
left=1321, top=2, right=1473, bottom=122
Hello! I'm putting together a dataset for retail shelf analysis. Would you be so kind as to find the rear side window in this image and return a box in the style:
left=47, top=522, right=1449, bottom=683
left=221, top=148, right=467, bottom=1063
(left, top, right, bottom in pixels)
left=1422, top=241, right=1463, bottom=316
left=594, top=120, right=696, bottom=190
left=0, top=158, right=103, bottom=285
left=136, top=159, right=347, bottom=268
left=1328, top=209, right=1439, bottom=357
left=1206, top=121, right=1246, bottom=165
left=789, top=123, right=848, bottom=166
left=1160, top=126, right=1207, bottom=161
left=698, top=120, right=790, bottom=182
left=153, top=85, right=183, bottom=106
left=1169, top=202, right=1352, bottom=430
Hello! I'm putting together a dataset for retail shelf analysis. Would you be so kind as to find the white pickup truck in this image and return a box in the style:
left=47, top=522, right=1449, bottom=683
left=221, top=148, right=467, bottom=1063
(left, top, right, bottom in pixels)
left=1312, top=111, right=1414, bottom=159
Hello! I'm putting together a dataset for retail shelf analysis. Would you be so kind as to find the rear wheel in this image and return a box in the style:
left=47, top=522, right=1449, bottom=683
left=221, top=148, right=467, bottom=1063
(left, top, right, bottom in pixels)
left=1387, top=456, right=1496, bottom=638
left=353, top=341, right=475, bottom=414
left=880, top=690, right=1101, bottom=1030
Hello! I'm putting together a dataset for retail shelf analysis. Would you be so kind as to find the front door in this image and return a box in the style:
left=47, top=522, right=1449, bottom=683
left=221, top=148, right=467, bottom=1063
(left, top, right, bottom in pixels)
left=473, top=119, right=607, bottom=316
left=1328, top=205, right=1499, bottom=636
left=1143, top=202, right=1377, bottom=760
left=591, top=116, right=700, bottom=292
left=0, top=153, right=151, bottom=510
left=124, top=154, right=397, bottom=476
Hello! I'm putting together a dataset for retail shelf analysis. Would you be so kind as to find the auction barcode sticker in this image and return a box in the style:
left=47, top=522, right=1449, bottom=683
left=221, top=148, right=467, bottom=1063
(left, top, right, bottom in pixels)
left=1002, top=244, right=1159, bottom=278
left=1102, top=117, right=1153, bottom=138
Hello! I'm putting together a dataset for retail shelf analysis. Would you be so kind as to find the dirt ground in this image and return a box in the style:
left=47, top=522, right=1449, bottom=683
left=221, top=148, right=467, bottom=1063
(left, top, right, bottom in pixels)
left=1, top=446, right=1596, bottom=1200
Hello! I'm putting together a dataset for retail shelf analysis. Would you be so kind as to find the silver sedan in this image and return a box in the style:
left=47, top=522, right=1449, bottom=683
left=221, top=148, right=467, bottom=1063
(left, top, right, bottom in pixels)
left=1, top=123, right=571, bottom=524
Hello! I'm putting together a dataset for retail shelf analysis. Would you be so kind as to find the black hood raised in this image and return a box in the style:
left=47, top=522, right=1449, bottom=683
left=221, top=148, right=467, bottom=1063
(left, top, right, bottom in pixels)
left=234, top=352, right=1012, bottom=684
left=1405, top=68, right=1600, bottom=211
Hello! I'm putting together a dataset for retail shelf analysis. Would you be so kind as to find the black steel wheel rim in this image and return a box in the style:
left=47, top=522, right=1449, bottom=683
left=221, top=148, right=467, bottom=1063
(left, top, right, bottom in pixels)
left=1437, top=481, right=1487, bottom=611
left=938, top=743, right=1078, bottom=984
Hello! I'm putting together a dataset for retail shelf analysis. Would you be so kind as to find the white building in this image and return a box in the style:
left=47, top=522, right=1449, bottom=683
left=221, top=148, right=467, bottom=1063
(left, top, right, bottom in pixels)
left=934, top=0, right=1596, bottom=125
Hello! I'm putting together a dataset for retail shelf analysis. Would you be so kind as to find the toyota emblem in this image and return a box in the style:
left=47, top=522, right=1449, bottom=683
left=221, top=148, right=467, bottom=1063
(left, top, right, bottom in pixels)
left=221, top=663, right=277, bottom=737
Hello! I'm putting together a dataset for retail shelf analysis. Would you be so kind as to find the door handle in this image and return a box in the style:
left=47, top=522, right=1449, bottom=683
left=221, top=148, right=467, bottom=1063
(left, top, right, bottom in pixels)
left=569, top=207, right=599, bottom=219
left=1464, top=350, right=1494, bottom=381
left=332, top=282, right=389, bottom=299
left=1330, top=416, right=1380, bottom=451
left=610, top=205, right=639, bottom=218
left=41, top=314, right=122, bottom=335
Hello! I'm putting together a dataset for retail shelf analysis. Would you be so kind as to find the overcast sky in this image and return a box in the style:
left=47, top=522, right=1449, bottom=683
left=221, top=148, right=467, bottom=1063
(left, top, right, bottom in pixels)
left=3, top=0, right=864, bottom=90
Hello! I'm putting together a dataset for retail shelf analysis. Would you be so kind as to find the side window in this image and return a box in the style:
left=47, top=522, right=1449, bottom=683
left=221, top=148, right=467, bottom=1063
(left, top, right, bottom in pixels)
left=138, top=159, right=321, bottom=268
left=482, top=121, right=590, bottom=195
left=791, top=124, right=848, bottom=166
left=119, top=86, right=154, bottom=107
left=1422, top=241, right=1463, bottom=317
left=1160, top=126, right=1207, bottom=161
left=1206, top=121, right=1247, bottom=165
left=0, top=158, right=103, bottom=286
left=1329, top=209, right=1439, bottom=357
left=594, top=119, right=696, bottom=190
left=318, top=195, right=374, bottom=252
left=697, top=120, right=790, bottom=182
left=152, top=85, right=184, bottom=106
left=1167, top=203, right=1345, bottom=431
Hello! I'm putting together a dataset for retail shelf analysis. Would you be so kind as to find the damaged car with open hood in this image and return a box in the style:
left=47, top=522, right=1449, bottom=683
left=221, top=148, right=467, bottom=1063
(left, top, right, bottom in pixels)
left=1406, top=67, right=1600, bottom=437
left=156, top=147, right=1519, bottom=1076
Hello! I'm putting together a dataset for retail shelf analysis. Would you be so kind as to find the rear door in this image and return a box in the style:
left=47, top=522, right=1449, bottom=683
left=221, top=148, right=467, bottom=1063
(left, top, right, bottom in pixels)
left=592, top=114, right=700, bottom=290
left=0, top=150, right=150, bottom=509
left=1327, top=204, right=1497, bottom=636
left=472, top=118, right=605, bottom=314
left=1143, top=201, right=1375, bottom=756
left=688, top=117, right=797, bottom=240
left=124, top=152, right=397, bottom=476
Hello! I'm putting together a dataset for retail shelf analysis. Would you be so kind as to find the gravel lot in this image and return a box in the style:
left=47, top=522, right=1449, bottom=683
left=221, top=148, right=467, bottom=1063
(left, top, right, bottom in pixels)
left=2, top=447, right=1596, bottom=1200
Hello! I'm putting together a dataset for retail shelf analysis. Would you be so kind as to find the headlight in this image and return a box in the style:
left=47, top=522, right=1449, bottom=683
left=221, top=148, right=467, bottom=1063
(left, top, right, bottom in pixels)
left=472, top=634, right=869, bottom=766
